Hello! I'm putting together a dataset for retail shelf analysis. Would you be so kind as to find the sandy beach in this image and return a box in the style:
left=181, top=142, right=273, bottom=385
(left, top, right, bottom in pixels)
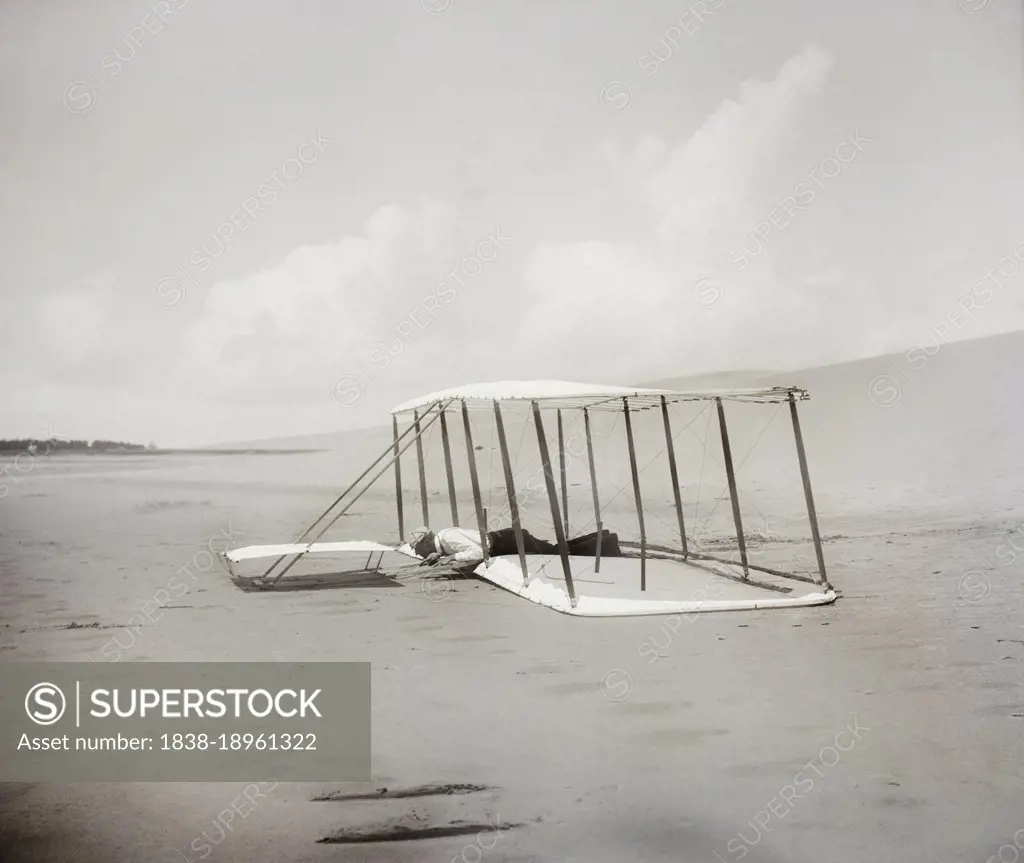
left=1, top=338, right=1023, bottom=862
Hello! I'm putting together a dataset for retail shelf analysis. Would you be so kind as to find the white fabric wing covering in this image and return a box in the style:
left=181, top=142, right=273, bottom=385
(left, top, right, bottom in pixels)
left=391, top=379, right=806, bottom=415
left=225, top=541, right=418, bottom=564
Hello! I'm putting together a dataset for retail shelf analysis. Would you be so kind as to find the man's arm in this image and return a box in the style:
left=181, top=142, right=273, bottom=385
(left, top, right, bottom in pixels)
left=449, top=548, right=484, bottom=564
left=437, top=529, right=485, bottom=565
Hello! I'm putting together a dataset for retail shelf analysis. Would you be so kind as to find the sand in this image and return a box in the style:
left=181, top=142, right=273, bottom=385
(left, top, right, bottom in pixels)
left=2, top=335, right=1023, bottom=862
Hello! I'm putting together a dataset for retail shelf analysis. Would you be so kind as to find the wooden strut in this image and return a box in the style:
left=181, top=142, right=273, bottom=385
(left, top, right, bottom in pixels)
left=532, top=400, right=577, bottom=605
left=493, top=401, right=529, bottom=585
left=616, top=544, right=794, bottom=593
left=393, top=416, right=404, bottom=542
left=557, top=409, right=569, bottom=537
left=694, top=553, right=818, bottom=586
left=622, top=397, right=647, bottom=592
left=264, top=401, right=452, bottom=584
left=362, top=551, right=385, bottom=572
left=583, top=407, right=603, bottom=573
left=788, top=392, right=830, bottom=587
left=261, top=409, right=437, bottom=579
left=440, top=410, right=460, bottom=527
left=660, top=395, right=689, bottom=558
left=716, top=397, right=749, bottom=579
left=618, top=541, right=820, bottom=586
left=460, top=400, right=490, bottom=568
left=414, top=409, right=429, bottom=528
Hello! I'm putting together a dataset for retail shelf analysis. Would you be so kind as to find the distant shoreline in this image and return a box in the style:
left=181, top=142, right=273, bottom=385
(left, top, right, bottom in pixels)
left=0, top=447, right=326, bottom=456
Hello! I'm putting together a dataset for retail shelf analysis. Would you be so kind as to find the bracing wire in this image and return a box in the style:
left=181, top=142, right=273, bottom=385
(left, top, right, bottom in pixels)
left=563, top=400, right=709, bottom=541
left=510, top=405, right=530, bottom=468
left=692, top=403, right=715, bottom=530
left=692, top=402, right=784, bottom=540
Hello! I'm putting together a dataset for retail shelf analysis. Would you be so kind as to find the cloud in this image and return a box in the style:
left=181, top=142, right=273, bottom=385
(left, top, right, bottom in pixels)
left=517, top=44, right=839, bottom=380
left=5, top=43, right=860, bottom=444
left=168, top=44, right=844, bottom=407
left=174, top=201, right=467, bottom=401
left=517, top=240, right=672, bottom=379
left=650, top=45, right=833, bottom=249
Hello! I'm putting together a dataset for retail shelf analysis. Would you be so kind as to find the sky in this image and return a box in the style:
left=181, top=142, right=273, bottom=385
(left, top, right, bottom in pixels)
left=1, top=0, right=1021, bottom=446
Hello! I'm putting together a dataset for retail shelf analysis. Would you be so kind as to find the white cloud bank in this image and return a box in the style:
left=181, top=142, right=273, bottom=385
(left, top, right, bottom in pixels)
left=15, top=42, right=1009, bottom=445
left=166, top=43, right=843, bottom=404
left=515, top=44, right=839, bottom=380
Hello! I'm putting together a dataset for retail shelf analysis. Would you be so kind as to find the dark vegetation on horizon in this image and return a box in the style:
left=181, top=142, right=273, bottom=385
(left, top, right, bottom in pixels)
left=0, top=439, right=325, bottom=456
left=0, top=439, right=152, bottom=453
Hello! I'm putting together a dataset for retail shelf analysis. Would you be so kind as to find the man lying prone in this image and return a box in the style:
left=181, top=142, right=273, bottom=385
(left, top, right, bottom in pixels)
left=408, top=525, right=620, bottom=571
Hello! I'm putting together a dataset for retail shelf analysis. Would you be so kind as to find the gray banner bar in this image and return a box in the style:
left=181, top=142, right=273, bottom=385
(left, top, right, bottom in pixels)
left=1, top=662, right=370, bottom=782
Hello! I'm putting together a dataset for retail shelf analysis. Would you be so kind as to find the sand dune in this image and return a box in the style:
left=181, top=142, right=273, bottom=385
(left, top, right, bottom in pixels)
left=212, top=329, right=1024, bottom=533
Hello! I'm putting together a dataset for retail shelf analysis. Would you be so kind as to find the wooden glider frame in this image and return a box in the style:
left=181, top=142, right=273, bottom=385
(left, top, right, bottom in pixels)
left=224, top=383, right=831, bottom=604
left=387, top=384, right=831, bottom=607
